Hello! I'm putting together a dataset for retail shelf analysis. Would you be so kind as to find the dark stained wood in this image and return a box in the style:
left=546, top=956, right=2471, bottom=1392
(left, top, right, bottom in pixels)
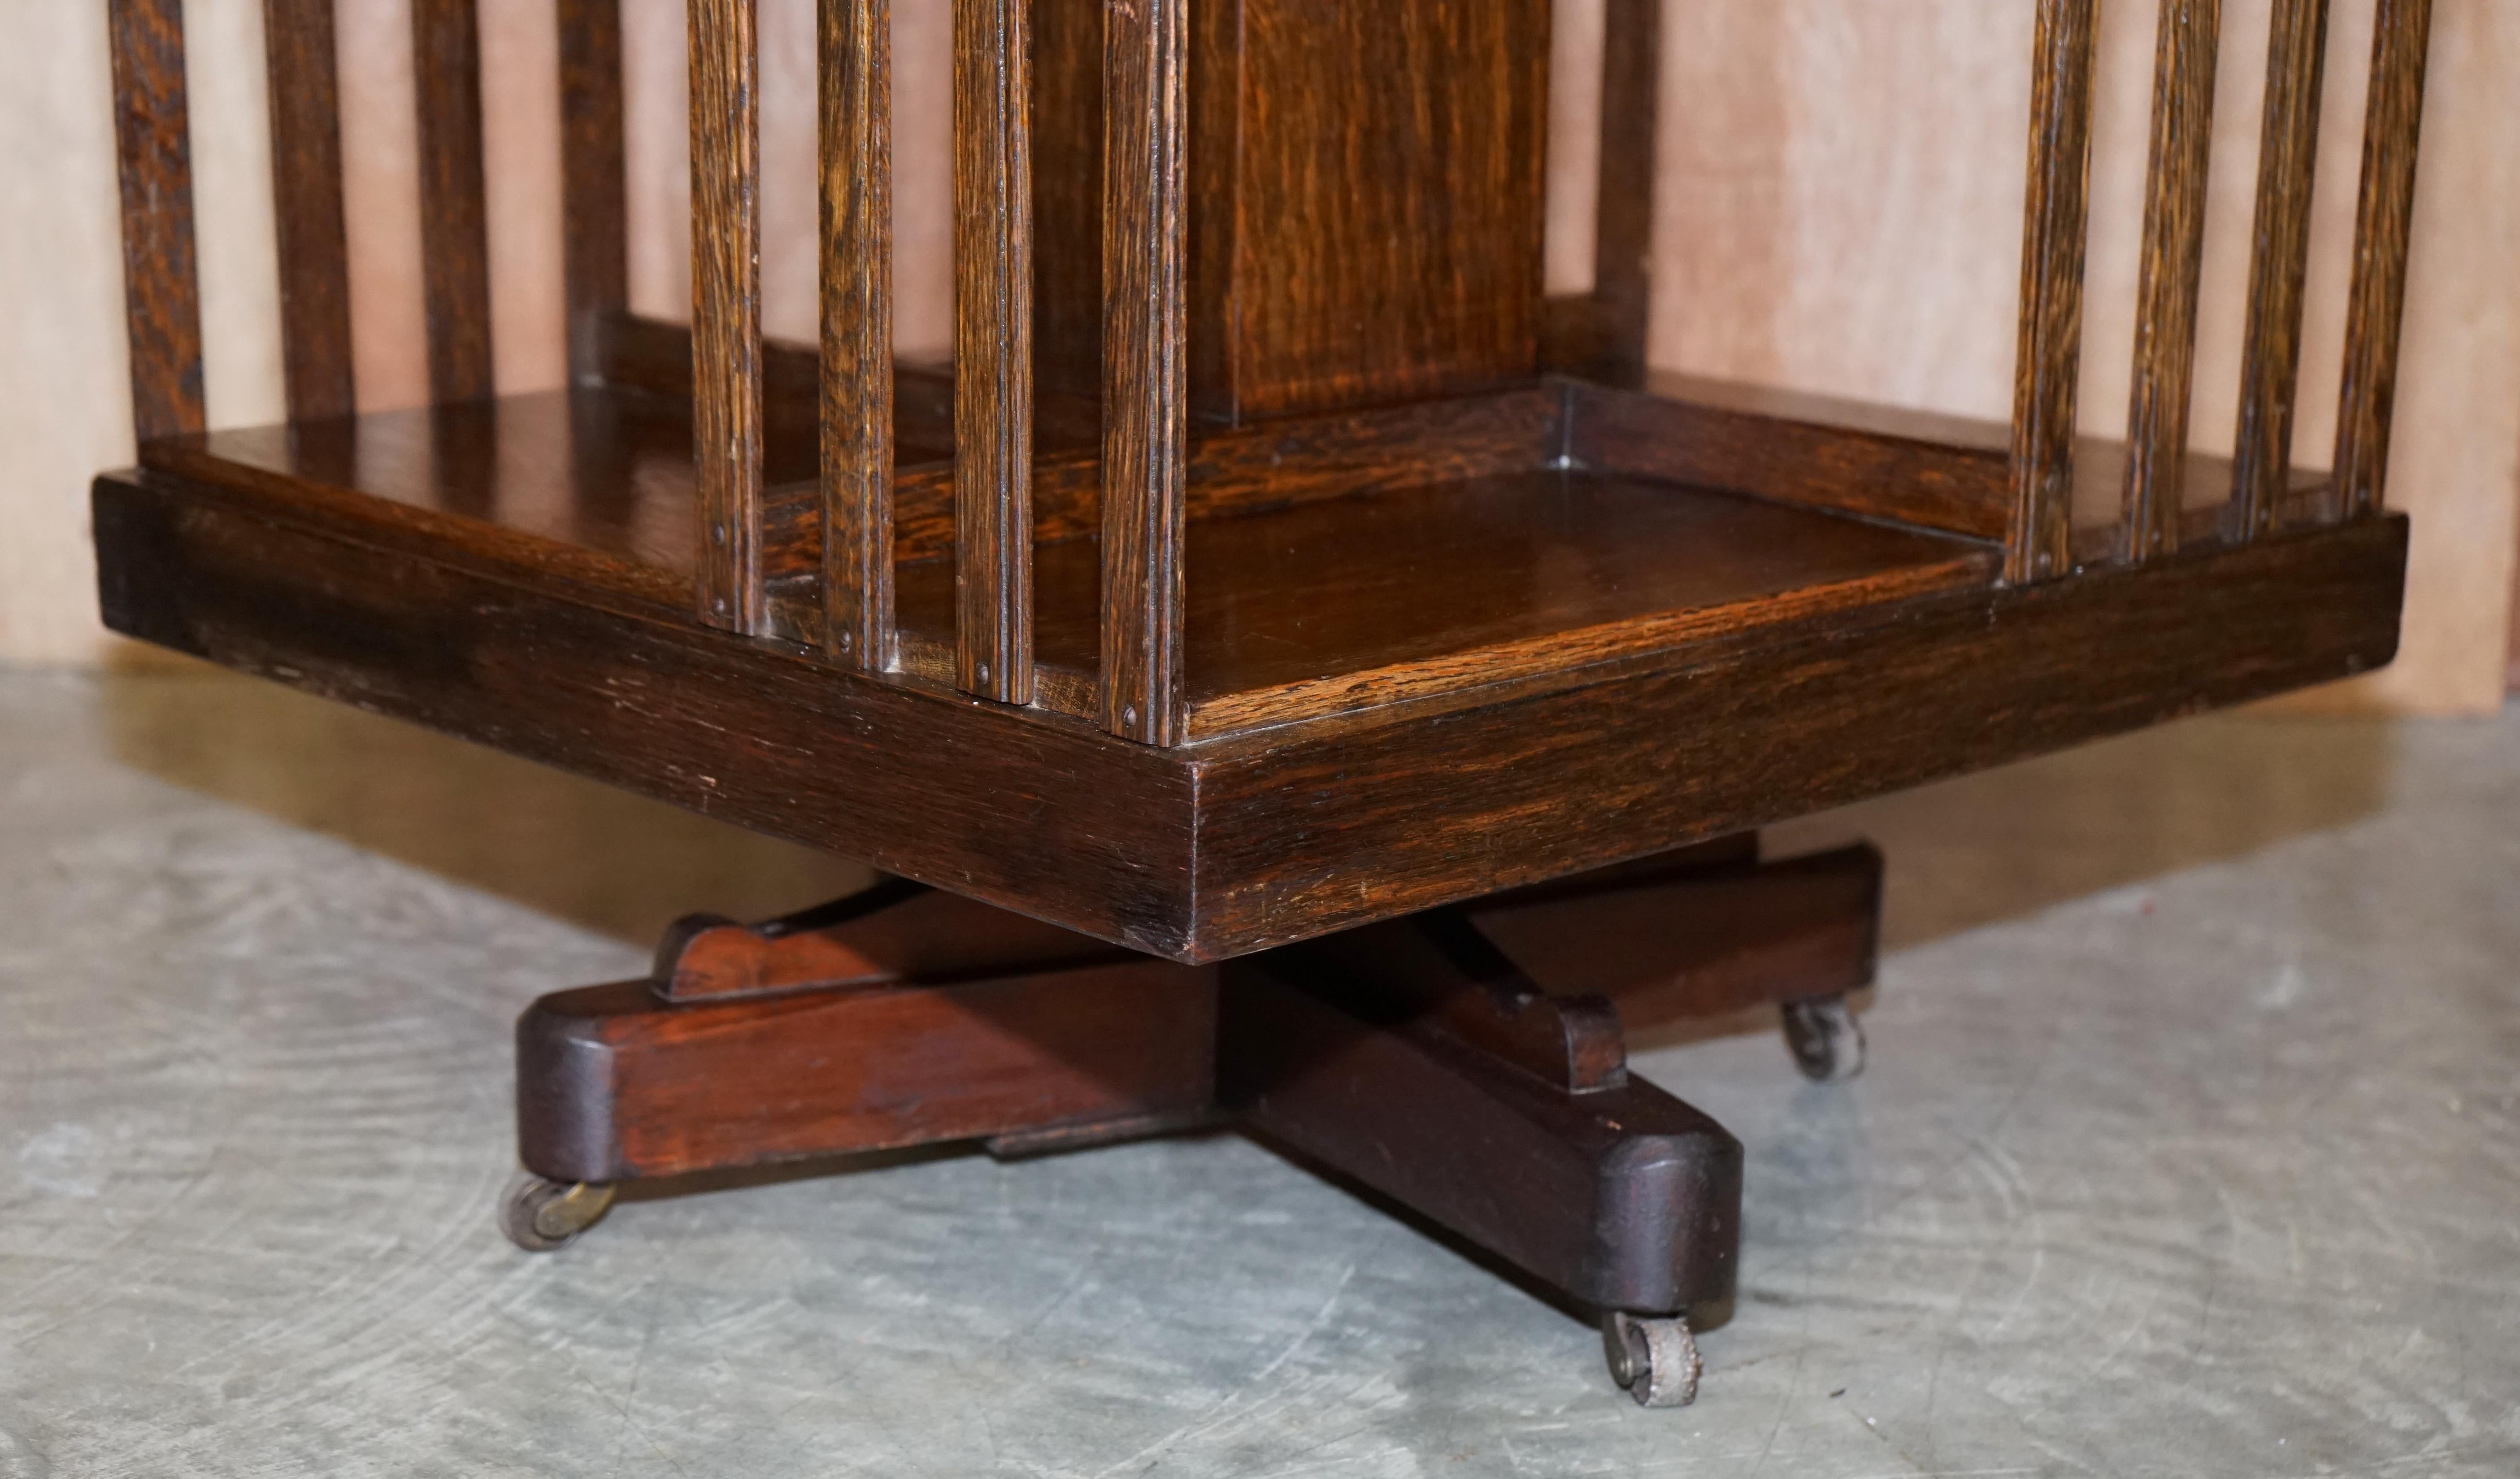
left=954, top=0, right=1035, bottom=705
left=411, top=0, right=496, bottom=404
left=821, top=0, right=895, bottom=671
left=2121, top=0, right=2223, bottom=563
left=897, top=468, right=1998, bottom=735
left=1194, top=0, right=1550, bottom=421
left=1098, top=0, right=1189, bottom=744
left=94, top=457, right=2403, bottom=961
left=2333, top=0, right=2436, bottom=522
left=1472, top=843, right=1880, bottom=1028
left=1221, top=953, right=1741, bottom=1316
left=520, top=957, right=1217, bottom=1183
left=1588, top=0, right=1662, bottom=386
left=262, top=0, right=357, bottom=421
left=690, top=0, right=769, bottom=634
left=106, top=0, right=206, bottom=443
left=1187, top=515, right=2407, bottom=957
left=2009, top=0, right=2099, bottom=583
left=657, top=883, right=1120, bottom=1000
left=2230, top=0, right=2332, bottom=540
left=593, top=311, right=960, bottom=465
left=1572, top=377, right=2012, bottom=539
left=558, top=0, right=629, bottom=384
left=1027, top=0, right=1104, bottom=402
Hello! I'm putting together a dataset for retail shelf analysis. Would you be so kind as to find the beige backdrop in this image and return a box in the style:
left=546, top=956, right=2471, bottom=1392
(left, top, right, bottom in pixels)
left=6, top=0, right=2515, bottom=711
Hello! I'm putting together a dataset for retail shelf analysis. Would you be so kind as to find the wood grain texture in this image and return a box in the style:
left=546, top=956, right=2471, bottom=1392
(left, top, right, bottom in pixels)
left=521, top=957, right=1217, bottom=1184
left=557, top=0, right=629, bottom=384
left=953, top=0, right=1034, bottom=705
left=690, top=0, right=768, bottom=635
left=2120, top=0, right=2223, bottom=563
left=2008, top=0, right=2098, bottom=584
left=1098, top=0, right=1189, bottom=745
left=262, top=0, right=356, bottom=422
left=94, top=466, right=2405, bottom=961
left=410, top=0, right=495, bottom=405
left=821, top=0, right=895, bottom=671
left=1587, top=0, right=1661, bottom=387
left=2229, top=0, right=2332, bottom=542
left=2334, top=0, right=2436, bottom=522
left=1199, top=0, right=1551, bottom=421
left=106, top=0, right=206, bottom=444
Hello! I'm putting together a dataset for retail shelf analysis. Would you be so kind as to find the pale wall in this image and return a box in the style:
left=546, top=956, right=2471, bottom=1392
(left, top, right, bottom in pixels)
left=6, top=0, right=2515, bottom=710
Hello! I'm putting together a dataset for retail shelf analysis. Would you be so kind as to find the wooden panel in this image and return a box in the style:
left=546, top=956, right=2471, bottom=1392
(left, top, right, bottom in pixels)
left=2229, top=0, right=2332, bottom=541
left=822, top=0, right=895, bottom=671
left=1201, top=0, right=1550, bottom=421
left=411, top=0, right=496, bottom=404
left=1098, top=0, right=1188, bottom=744
left=2333, top=0, right=2436, bottom=522
left=2120, top=0, right=2223, bottom=562
left=557, top=0, right=629, bottom=384
left=1028, top=0, right=1104, bottom=401
left=896, top=469, right=1998, bottom=736
left=953, top=0, right=1034, bottom=704
left=95, top=469, right=2405, bottom=962
left=2007, top=0, right=2098, bottom=583
left=1190, top=516, right=2408, bottom=957
left=105, top=0, right=206, bottom=443
left=263, top=0, right=357, bottom=422
left=690, top=0, right=768, bottom=634
left=91, top=471, right=1204, bottom=956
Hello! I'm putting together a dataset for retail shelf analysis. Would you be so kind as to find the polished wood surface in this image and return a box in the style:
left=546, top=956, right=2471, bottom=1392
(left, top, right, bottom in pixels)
left=262, top=0, right=357, bottom=423
left=2335, top=0, right=2436, bottom=522
left=2121, top=0, right=2222, bottom=563
left=820, top=0, right=896, bottom=672
left=556, top=0, right=627, bottom=384
left=105, top=0, right=204, bottom=444
left=2008, top=0, right=2097, bottom=584
left=2230, top=0, right=2332, bottom=541
left=411, top=0, right=495, bottom=406
left=688, top=0, right=768, bottom=635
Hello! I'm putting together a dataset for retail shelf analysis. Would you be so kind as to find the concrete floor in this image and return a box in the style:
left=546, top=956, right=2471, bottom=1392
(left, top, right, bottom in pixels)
left=1, top=668, right=2515, bottom=1477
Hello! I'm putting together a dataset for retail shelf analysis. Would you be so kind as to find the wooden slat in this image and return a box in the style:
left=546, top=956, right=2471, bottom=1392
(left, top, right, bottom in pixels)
left=953, top=0, right=1035, bottom=705
left=2229, top=0, right=2332, bottom=539
left=1098, top=0, right=1188, bottom=744
left=411, top=0, right=495, bottom=403
left=262, top=0, right=356, bottom=421
left=2007, top=0, right=2098, bottom=584
left=821, top=0, right=895, bottom=672
left=691, top=0, right=768, bottom=634
left=2120, top=0, right=2222, bottom=562
left=2333, top=0, right=2435, bottom=521
left=1590, top=0, right=1662, bottom=386
left=106, top=0, right=206, bottom=443
left=557, top=0, right=628, bottom=385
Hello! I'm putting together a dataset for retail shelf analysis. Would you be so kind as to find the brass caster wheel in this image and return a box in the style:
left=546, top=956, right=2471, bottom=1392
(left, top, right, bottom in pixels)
left=1781, top=994, right=1865, bottom=1083
left=1603, top=1311, right=1701, bottom=1407
left=500, top=1171, right=615, bottom=1252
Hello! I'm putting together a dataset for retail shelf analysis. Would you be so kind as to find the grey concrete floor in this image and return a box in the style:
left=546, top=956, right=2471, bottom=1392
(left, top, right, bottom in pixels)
left=1, top=668, right=2516, bottom=1477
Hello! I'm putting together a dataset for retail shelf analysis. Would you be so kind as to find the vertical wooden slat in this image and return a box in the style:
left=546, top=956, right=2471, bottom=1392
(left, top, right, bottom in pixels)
left=2120, top=0, right=2223, bottom=561
left=412, top=0, right=495, bottom=403
left=1590, top=0, right=1662, bottom=387
left=954, top=0, right=1034, bottom=705
left=263, top=0, right=356, bottom=421
left=2229, top=0, right=2332, bottom=539
left=2006, top=0, right=2099, bottom=585
left=2333, top=0, right=2435, bottom=522
left=1099, top=0, right=1188, bottom=744
left=692, top=0, right=768, bottom=635
left=106, top=0, right=206, bottom=444
left=822, top=0, right=895, bottom=670
left=558, top=0, right=629, bottom=385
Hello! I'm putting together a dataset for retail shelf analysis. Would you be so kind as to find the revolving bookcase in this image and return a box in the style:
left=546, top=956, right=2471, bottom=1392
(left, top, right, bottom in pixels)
left=98, top=0, right=2428, bottom=1406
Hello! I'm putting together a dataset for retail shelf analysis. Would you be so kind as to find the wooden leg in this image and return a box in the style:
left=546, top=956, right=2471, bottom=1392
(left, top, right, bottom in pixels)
left=514, top=883, right=1217, bottom=1188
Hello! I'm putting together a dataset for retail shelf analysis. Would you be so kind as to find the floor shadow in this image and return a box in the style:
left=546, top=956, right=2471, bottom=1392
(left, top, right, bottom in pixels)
left=97, top=661, right=875, bottom=948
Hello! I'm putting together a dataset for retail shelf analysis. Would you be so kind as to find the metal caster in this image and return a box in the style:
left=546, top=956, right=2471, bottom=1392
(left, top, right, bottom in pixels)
left=1603, top=1311, right=1701, bottom=1407
left=500, top=1171, right=615, bottom=1252
left=1781, top=994, right=1865, bottom=1083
